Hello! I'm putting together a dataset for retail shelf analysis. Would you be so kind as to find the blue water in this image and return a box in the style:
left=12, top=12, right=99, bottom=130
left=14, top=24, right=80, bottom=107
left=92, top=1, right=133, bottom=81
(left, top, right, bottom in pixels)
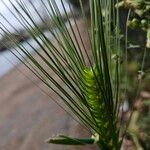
left=0, top=0, right=69, bottom=77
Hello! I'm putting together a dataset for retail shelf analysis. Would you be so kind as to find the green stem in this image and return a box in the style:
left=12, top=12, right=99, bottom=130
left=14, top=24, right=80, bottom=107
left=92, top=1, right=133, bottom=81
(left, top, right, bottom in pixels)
left=144, top=2, right=150, bottom=5
left=146, top=28, right=150, bottom=48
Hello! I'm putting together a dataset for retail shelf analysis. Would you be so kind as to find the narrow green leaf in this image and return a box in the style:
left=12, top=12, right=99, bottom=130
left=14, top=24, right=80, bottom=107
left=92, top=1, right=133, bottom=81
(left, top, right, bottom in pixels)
left=46, top=135, right=95, bottom=145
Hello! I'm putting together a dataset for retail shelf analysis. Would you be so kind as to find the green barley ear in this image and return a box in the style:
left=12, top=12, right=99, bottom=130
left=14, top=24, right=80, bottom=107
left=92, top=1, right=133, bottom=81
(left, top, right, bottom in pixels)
left=0, top=0, right=129, bottom=149
left=82, top=66, right=108, bottom=135
left=81, top=66, right=118, bottom=149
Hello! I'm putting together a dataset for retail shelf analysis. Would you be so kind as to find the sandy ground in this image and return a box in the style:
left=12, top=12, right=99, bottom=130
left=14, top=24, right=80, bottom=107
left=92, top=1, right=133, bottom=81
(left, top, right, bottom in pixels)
left=0, top=19, right=98, bottom=150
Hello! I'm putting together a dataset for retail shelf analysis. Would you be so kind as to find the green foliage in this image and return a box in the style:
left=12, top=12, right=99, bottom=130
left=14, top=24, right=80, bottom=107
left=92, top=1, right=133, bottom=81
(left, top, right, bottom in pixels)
left=117, top=0, right=150, bottom=48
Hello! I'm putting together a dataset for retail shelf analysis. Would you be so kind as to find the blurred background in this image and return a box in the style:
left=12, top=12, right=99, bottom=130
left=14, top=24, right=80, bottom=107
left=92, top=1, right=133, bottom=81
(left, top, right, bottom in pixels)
left=0, top=0, right=149, bottom=150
